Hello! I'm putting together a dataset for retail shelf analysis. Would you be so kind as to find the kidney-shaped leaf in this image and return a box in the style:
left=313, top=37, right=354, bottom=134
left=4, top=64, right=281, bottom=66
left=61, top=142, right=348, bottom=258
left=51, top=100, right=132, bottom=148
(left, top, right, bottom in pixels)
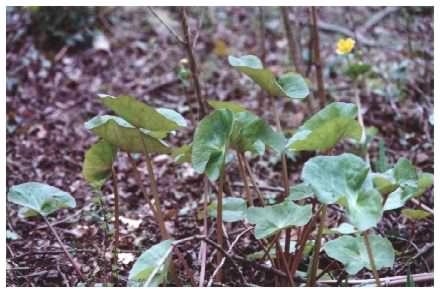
left=287, top=183, right=314, bottom=201
left=100, top=95, right=185, bottom=132
left=208, top=197, right=247, bottom=222
left=82, top=140, right=117, bottom=189
left=228, top=55, right=309, bottom=99
left=287, top=102, right=362, bottom=152
left=246, top=201, right=312, bottom=239
left=85, top=115, right=170, bottom=154
left=191, top=109, right=234, bottom=181
left=323, top=234, right=395, bottom=275
left=302, top=153, right=383, bottom=231
left=129, top=239, right=173, bottom=286
left=8, top=182, right=76, bottom=217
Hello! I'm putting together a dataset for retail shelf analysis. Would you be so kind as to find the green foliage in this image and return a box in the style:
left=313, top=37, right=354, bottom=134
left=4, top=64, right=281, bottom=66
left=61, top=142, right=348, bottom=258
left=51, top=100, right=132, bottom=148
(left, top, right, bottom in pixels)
left=328, top=223, right=358, bottom=235
left=228, top=55, right=309, bottom=99
left=82, top=140, right=117, bottom=189
left=374, top=137, right=391, bottom=172
left=8, top=182, right=76, bottom=217
left=246, top=201, right=312, bottom=239
left=372, top=158, right=434, bottom=211
left=344, top=63, right=372, bottom=79
left=191, top=109, right=234, bottom=181
left=401, top=208, right=431, bottom=220
left=302, top=153, right=383, bottom=231
left=208, top=100, right=247, bottom=113
left=286, top=102, right=362, bottom=152
left=208, top=197, right=247, bottom=222
left=323, top=234, right=395, bottom=275
left=128, top=240, right=173, bottom=287
left=287, top=183, right=314, bottom=201
left=99, top=95, right=186, bottom=133
left=171, top=144, right=192, bottom=164
left=191, top=108, right=285, bottom=181
left=84, top=115, right=170, bottom=154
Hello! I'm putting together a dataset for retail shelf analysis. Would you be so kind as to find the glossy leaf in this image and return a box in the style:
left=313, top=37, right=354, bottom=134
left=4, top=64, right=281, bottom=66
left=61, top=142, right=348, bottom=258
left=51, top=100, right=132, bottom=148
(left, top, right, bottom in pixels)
left=323, top=234, right=395, bottom=275
left=287, top=102, right=362, bottom=152
left=85, top=115, right=170, bottom=154
left=302, top=154, right=382, bottom=231
left=128, top=240, right=173, bottom=286
left=99, top=95, right=185, bottom=132
left=228, top=55, right=309, bottom=99
left=82, top=140, right=117, bottom=189
left=246, top=201, right=312, bottom=239
left=8, top=182, right=76, bottom=217
left=191, top=109, right=234, bottom=181
left=208, top=197, right=247, bottom=222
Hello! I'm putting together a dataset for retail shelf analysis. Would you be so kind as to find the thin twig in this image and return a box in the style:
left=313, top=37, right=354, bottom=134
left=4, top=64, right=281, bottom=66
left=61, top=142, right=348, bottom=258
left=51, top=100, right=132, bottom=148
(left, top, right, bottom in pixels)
left=147, top=7, right=185, bottom=45
left=310, top=7, right=326, bottom=107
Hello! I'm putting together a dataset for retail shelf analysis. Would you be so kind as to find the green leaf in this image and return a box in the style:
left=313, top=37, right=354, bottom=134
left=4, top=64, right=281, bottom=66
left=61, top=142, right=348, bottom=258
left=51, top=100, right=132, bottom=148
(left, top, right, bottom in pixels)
left=191, top=109, right=234, bottom=181
left=287, top=102, right=362, bottom=152
left=230, top=111, right=286, bottom=154
left=329, top=223, right=358, bottom=235
left=287, top=183, right=314, bottom=201
left=374, top=137, right=390, bottom=172
left=8, top=182, right=76, bottom=217
left=344, top=63, right=372, bottom=79
left=99, top=95, right=184, bottom=132
left=208, top=100, right=247, bottom=113
left=401, top=208, right=431, bottom=220
left=323, top=234, right=395, bottom=275
left=82, top=140, right=117, bottom=189
left=228, top=55, right=309, bottom=99
left=382, top=159, right=433, bottom=211
left=208, top=197, right=247, bottom=222
left=171, top=144, right=192, bottom=164
left=85, top=115, right=170, bottom=154
left=246, top=201, right=312, bottom=239
left=302, top=153, right=383, bottom=231
left=128, top=240, right=173, bottom=286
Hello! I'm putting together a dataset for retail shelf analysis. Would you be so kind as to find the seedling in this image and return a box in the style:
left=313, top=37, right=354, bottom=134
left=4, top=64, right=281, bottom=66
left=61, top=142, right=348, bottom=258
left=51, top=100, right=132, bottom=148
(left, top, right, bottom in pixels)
left=7, top=182, right=84, bottom=281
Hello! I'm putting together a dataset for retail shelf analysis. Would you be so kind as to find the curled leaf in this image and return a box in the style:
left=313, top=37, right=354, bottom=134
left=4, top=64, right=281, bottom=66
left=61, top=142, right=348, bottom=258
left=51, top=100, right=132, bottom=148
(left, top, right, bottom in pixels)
left=82, top=140, right=117, bottom=189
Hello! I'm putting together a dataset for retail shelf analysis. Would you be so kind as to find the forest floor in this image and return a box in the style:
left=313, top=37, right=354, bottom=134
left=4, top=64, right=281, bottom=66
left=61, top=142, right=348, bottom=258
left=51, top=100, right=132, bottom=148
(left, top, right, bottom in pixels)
left=6, top=7, right=433, bottom=286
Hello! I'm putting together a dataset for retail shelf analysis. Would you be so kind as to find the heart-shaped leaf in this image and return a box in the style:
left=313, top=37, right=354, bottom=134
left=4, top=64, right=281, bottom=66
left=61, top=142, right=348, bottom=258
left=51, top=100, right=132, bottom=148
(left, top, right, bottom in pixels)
left=323, top=234, right=395, bottom=275
left=287, top=102, right=362, bottom=152
left=191, top=109, right=234, bottom=181
left=8, top=182, right=76, bottom=217
left=82, top=140, right=117, bottom=189
left=302, top=153, right=383, bottom=231
left=99, top=95, right=185, bottom=132
left=128, top=239, right=173, bottom=286
left=208, top=197, right=247, bottom=222
left=85, top=115, right=170, bottom=154
left=246, top=201, right=312, bottom=239
left=228, top=55, right=309, bottom=99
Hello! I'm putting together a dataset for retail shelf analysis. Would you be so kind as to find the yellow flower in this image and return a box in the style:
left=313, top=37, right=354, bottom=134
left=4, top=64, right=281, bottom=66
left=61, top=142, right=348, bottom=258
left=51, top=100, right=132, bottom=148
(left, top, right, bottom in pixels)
left=336, top=38, right=356, bottom=55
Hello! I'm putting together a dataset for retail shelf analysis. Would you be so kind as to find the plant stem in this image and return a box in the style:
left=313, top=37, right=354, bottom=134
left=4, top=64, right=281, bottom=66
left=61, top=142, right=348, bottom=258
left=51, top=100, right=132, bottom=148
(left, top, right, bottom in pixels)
left=215, top=170, right=225, bottom=282
left=237, top=151, right=254, bottom=206
left=111, top=166, right=120, bottom=283
left=126, top=153, right=160, bottom=224
left=363, top=231, right=381, bottom=287
left=355, top=79, right=370, bottom=165
left=143, top=151, right=169, bottom=240
left=43, top=216, right=84, bottom=281
left=281, top=6, right=302, bottom=73
left=243, top=157, right=266, bottom=206
left=179, top=7, right=208, bottom=119
left=310, top=6, right=326, bottom=107
left=271, top=99, right=291, bottom=269
left=307, top=205, right=327, bottom=286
